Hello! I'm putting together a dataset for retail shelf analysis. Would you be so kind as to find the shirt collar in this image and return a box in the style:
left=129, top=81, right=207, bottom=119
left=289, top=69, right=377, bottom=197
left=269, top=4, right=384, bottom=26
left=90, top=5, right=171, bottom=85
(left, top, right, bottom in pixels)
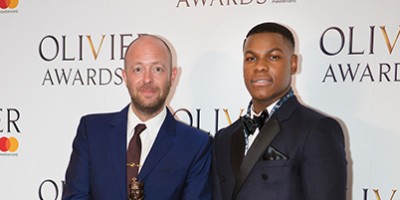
left=127, top=104, right=167, bottom=136
left=251, top=101, right=277, bottom=118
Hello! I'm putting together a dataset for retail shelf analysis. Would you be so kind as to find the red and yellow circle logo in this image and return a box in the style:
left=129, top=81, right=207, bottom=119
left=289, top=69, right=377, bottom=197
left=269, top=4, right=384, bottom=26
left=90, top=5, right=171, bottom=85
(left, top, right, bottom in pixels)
left=0, top=137, right=19, bottom=152
left=0, top=0, right=19, bottom=9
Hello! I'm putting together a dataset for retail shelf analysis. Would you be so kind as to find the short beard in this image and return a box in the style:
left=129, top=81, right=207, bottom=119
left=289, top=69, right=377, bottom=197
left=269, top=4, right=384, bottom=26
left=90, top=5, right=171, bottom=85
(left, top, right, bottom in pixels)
left=131, top=81, right=171, bottom=117
left=131, top=96, right=166, bottom=117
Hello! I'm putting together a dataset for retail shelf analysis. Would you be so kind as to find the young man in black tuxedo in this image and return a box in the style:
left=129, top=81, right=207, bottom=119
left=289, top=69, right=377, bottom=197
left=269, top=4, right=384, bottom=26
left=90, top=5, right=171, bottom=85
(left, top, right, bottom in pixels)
left=212, top=22, right=347, bottom=200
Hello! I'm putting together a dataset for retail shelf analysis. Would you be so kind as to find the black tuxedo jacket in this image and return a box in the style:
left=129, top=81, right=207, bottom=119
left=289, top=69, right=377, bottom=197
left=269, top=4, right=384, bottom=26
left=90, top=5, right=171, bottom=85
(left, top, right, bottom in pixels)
left=212, top=96, right=347, bottom=200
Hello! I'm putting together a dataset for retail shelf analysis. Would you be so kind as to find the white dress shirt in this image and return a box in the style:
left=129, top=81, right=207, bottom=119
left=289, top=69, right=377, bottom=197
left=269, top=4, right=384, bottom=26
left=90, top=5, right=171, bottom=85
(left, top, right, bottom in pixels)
left=126, top=104, right=166, bottom=172
left=245, top=101, right=277, bottom=155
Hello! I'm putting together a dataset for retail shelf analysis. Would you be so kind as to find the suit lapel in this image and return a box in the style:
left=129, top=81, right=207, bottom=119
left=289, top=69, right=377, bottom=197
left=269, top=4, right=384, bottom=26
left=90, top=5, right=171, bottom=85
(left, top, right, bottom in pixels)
left=234, top=116, right=281, bottom=196
left=232, top=96, right=300, bottom=198
left=230, top=125, right=245, bottom=182
left=107, top=105, right=129, bottom=198
left=138, top=109, right=174, bottom=180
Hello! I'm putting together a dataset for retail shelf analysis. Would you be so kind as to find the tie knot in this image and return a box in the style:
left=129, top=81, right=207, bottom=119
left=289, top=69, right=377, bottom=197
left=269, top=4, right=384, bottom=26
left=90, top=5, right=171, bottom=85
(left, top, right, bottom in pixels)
left=134, top=124, right=146, bottom=135
left=255, top=110, right=269, bottom=128
left=242, top=110, right=269, bottom=136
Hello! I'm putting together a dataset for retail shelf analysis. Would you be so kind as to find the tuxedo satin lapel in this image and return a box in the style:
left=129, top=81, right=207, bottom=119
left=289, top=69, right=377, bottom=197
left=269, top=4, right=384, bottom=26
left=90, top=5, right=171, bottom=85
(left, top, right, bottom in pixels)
left=235, top=116, right=280, bottom=192
left=230, top=126, right=245, bottom=181
left=138, top=110, right=174, bottom=180
left=108, top=106, right=129, bottom=198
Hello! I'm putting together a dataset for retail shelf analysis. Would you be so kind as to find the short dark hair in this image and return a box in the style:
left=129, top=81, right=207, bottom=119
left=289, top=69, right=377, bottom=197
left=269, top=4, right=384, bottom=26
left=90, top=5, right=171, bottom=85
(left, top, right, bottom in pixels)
left=244, top=22, right=295, bottom=49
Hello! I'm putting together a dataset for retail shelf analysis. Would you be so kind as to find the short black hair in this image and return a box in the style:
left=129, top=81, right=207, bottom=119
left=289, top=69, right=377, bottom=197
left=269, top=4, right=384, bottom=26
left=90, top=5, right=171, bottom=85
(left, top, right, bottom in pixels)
left=245, top=22, right=295, bottom=49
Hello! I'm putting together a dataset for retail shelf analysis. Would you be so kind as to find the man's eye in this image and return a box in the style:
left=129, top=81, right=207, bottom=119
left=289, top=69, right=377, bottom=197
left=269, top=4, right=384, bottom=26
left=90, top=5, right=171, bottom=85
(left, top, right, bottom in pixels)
left=269, top=55, right=280, bottom=60
left=133, top=67, right=142, bottom=73
left=245, top=57, right=256, bottom=62
left=154, top=67, right=164, bottom=73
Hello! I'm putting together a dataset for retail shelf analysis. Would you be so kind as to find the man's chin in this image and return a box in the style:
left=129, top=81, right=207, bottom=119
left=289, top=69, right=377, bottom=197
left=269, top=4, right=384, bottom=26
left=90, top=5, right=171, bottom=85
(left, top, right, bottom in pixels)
left=133, top=101, right=165, bottom=115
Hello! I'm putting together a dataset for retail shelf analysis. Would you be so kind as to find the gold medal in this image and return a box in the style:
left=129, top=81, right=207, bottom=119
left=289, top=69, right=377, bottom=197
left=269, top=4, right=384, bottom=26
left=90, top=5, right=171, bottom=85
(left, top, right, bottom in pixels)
left=128, top=177, right=144, bottom=200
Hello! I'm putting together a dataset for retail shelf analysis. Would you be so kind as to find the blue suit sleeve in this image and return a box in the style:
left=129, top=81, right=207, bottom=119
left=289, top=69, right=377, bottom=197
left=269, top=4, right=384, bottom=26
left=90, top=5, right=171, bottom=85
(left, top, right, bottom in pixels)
left=182, top=135, right=213, bottom=200
left=62, top=117, right=91, bottom=200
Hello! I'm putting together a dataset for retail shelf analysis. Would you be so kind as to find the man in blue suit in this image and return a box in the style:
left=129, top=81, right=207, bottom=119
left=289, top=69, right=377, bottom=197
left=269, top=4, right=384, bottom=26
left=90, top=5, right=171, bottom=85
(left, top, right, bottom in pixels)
left=212, top=22, right=347, bottom=199
left=63, top=34, right=212, bottom=200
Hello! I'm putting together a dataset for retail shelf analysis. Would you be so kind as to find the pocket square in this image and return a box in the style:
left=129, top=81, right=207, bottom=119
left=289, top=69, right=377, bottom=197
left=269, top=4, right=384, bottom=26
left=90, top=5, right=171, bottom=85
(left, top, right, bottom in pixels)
left=263, top=146, right=288, bottom=160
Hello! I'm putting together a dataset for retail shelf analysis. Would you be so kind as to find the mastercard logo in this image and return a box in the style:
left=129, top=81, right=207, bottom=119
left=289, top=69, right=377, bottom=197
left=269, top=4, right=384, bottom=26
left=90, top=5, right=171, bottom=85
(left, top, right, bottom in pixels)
left=0, top=137, right=19, bottom=152
left=0, top=0, right=19, bottom=9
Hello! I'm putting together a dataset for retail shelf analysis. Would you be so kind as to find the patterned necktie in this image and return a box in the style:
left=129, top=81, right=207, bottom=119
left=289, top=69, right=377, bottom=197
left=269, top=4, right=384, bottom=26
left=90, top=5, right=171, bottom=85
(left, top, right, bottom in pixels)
left=127, top=124, right=146, bottom=193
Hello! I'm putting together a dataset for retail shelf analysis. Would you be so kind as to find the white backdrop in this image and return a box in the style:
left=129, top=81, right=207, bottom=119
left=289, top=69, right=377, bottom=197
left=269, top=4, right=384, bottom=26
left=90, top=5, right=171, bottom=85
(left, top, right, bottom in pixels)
left=1, top=0, right=400, bottom=199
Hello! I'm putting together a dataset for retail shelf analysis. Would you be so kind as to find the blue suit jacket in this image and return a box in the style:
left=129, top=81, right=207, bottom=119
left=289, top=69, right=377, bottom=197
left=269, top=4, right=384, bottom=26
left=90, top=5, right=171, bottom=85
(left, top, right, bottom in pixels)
left=212, top=97, right=347, bottom=200
left=63, top=106, right=212, bottom=200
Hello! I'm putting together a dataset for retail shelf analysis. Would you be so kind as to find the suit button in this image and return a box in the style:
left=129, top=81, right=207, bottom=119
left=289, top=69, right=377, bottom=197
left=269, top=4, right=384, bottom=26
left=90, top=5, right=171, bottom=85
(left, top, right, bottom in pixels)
left=261, top=174, right=268, bottom=180
left=221, top=176, right=226, bottom=182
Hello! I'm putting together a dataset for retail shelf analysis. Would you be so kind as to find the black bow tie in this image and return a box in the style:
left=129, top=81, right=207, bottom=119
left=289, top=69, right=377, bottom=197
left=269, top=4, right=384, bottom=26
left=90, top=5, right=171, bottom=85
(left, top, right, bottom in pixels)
left=242, top=110, right=269, bottom=136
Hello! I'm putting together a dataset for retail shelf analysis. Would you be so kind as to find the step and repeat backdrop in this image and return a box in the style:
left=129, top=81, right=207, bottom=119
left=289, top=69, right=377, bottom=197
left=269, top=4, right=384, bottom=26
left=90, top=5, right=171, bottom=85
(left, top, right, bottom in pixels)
left=1, top=0, right=400, bottom=199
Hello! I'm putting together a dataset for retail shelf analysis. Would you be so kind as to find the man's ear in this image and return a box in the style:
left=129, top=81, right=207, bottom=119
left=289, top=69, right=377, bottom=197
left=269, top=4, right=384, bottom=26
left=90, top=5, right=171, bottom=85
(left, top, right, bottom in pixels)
left=170, top=66, right=178, bottom=83
left=290, top=54, right=298, bottom=75
left=122, top=69, right=128, bottom=85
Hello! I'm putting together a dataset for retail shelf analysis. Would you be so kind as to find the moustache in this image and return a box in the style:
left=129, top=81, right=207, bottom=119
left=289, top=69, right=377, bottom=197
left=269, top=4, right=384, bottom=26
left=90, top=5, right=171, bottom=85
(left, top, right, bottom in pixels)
left=138, top=84, right=159, bottom=91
